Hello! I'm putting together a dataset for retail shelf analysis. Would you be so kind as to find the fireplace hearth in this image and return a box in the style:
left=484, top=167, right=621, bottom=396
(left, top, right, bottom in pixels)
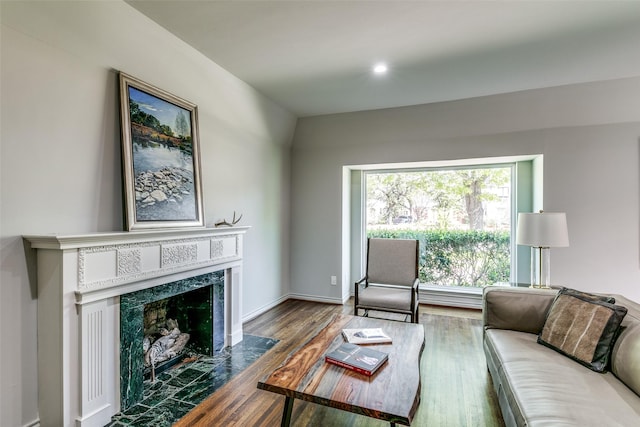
left=108, top=334, right=278, bottom=426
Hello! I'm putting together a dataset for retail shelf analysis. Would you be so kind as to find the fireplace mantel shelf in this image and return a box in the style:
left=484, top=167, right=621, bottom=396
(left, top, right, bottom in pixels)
left=24, top=226, right=249, bottom=427
left=26, top=226, right=250, bottom=305
left=25, top=226, right=250, bottom=249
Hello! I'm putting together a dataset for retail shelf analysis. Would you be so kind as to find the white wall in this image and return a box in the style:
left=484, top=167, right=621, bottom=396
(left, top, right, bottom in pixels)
left=291, top=77, right=640, bottom=304
left=0, top=2, right=296, bottom=426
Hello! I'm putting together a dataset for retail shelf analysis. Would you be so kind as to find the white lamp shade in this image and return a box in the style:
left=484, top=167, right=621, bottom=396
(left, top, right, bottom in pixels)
left=516, top=212, right=569, bottom=247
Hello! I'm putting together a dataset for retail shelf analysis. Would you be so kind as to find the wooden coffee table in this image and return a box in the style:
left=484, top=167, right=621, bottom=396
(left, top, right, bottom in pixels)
left=257, top=314, right=425, bottom=426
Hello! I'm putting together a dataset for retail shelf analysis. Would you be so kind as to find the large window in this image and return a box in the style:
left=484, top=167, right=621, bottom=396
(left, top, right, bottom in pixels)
left=365, top=165, right=513, bottom=288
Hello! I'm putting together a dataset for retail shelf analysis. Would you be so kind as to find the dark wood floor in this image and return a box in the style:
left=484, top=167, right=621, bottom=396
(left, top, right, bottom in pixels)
left=174, top=299, right=505, bottom=427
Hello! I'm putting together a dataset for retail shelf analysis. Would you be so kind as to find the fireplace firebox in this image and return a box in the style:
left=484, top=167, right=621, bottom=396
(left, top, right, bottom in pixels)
left=120, top=271, right=224, bottom=410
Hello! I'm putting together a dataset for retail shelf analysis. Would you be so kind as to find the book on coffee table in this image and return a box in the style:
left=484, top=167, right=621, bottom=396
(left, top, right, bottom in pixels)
left=342, top=328, right=392, bottom=344
left=325, top=343, right=389, bottom=376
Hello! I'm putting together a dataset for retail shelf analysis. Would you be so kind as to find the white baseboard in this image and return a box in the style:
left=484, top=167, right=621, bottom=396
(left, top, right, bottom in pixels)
left=341, top=291, right=351, bottom=304
left=241, top=294, right=289, bottom=323
left=287, top=292, right=345, bottom=305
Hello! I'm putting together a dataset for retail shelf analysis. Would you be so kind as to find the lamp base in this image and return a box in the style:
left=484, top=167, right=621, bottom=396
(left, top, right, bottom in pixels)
left=529, top=284, right=552, bottom=289
left=530, top=246, right=552, bottom=289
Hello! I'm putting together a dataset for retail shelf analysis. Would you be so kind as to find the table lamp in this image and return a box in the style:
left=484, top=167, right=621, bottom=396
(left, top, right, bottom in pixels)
left=516, top=211, right=569, bottom=288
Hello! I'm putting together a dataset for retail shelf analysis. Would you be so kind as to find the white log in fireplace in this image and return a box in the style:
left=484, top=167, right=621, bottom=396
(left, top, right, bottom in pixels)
left=24, top=226, right=249, bottom=427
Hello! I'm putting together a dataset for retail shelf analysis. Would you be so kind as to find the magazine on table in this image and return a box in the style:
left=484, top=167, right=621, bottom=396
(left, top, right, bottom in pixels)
left=325, top=343, right=389, bottom=376
left=341, top=328, right=392, bottom=344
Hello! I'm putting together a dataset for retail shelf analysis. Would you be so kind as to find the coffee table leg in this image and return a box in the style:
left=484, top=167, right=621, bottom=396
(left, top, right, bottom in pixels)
left=281, top=396, right=295, bottom=427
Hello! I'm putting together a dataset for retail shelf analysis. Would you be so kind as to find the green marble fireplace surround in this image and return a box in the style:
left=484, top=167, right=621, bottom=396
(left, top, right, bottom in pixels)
left=120, top=271, right=224, bottom=410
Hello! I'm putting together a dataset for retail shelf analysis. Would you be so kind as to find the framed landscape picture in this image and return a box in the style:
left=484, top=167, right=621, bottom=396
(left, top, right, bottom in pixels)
left=118, top=72, right=204, bottom=230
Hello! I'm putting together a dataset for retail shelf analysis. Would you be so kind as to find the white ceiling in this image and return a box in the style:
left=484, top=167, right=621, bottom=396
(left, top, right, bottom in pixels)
left=127, top=1, right=640, bottom=117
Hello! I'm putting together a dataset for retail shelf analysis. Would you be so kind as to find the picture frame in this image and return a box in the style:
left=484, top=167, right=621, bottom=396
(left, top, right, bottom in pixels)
left=118, top=72, right=205, bottom=230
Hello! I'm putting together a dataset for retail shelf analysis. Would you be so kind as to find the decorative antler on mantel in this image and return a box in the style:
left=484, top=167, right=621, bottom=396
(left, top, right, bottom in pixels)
left=214, top=211, right=243, bottom=227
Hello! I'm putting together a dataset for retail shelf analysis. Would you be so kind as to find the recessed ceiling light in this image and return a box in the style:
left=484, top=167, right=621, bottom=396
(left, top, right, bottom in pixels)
left=373, top=63, right=388, bottom=75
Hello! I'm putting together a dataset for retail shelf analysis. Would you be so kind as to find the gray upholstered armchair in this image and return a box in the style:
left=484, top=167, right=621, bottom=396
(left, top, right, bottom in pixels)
left=354, top=238, right=420, bottom=323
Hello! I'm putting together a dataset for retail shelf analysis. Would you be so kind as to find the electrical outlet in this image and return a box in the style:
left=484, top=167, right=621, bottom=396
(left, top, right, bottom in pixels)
left=330, top=276, right=337, bottom=285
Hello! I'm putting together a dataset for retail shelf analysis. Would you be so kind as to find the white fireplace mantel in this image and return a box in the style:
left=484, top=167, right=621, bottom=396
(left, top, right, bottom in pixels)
left=24, top=226, right=249, bottom=427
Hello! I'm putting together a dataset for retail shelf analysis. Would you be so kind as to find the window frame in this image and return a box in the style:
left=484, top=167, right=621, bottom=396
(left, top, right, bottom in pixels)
left=344, top=155, right=540, bottom=302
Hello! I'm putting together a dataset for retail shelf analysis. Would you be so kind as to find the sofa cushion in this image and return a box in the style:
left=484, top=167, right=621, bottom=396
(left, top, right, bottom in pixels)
left=485, top=329, right=640, bottom=427
left=483, top=287, right=557, bottom=334
left=358, top=285, right=414, bottom=311
left=538, top=287, right=627, bottom=372
left=610, top=295, right=640, bottom=398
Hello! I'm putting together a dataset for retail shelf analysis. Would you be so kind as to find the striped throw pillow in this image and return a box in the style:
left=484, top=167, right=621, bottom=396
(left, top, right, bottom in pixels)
left=538, top=287, right=627, bottom=372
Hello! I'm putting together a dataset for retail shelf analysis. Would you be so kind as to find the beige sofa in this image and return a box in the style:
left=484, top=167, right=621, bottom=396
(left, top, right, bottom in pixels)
left=483, top=286, right=640, bottom=427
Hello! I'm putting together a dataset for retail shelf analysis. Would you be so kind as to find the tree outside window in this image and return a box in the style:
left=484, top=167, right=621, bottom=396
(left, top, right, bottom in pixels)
left=366, top=167, right=511, bottom=287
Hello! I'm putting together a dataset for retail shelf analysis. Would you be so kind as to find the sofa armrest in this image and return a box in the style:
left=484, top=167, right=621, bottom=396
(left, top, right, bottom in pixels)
left=482, top=286, right=558, bottom=334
